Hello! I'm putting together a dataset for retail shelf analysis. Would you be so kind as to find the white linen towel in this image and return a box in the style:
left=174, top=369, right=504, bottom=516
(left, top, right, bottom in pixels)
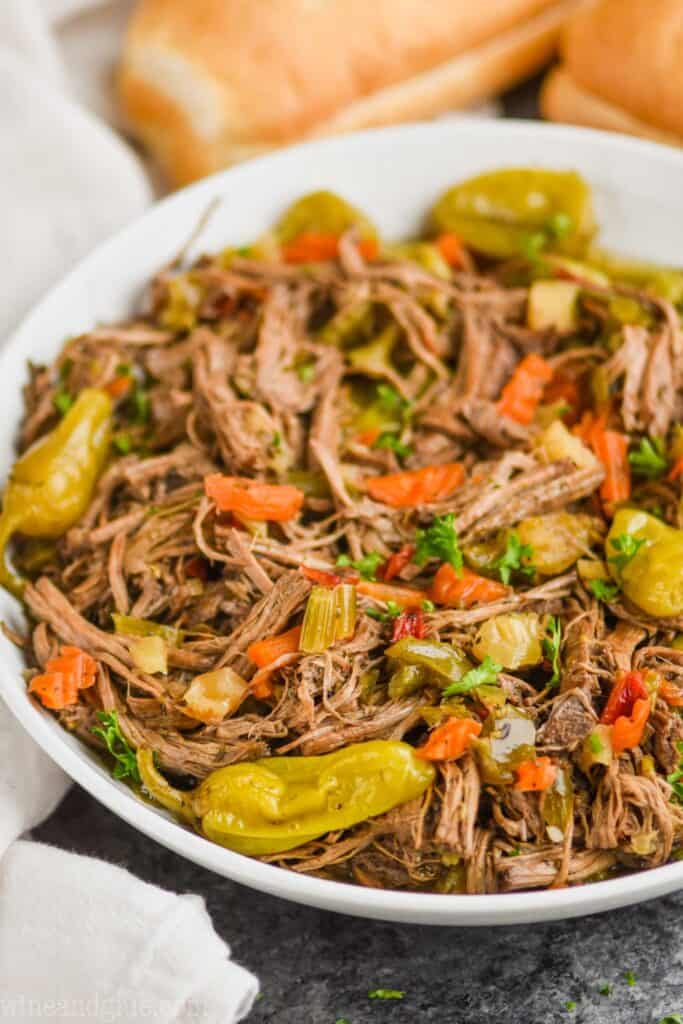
left=0, top=2, right=258, bottom=1019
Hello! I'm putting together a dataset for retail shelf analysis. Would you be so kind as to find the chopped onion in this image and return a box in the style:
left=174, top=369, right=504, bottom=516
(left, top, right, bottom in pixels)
left=184, top=667, right=249, bottom=724
left=130, top=635, right=168, bottom=675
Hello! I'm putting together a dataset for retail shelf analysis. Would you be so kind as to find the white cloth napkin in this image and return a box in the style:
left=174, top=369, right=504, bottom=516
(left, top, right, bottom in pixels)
left=0, top=3, right=258, bottom=1019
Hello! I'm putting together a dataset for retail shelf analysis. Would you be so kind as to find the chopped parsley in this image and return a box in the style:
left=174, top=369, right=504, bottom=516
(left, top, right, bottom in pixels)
left=377, top=383, right=410, bottom=415
left=628, top=436, right=668, bottom=478
left=368, top=990, right=404, bottom=1001
left=548, top=212, right=574, bottom=239
left=421, top=599, right=436, bottom=613
left=588, top=732, right=604, bottom=755
left=113, top=433, right=133, bottom=455
left=666, top=741, right=683, bottom=802
left=296, top=361, right=316, bottom=384
left=414, top=513, right=463, bottom=572
left=366, top=600, right=401, bottom=622
left=506, top=846, right=522, bottom=858
left=335, top=1019, right=350, bottom=1024
left=608, top=533, right=646, bottom=576
left=53, top=390, right=73, bottom=416
left=131, top=385, right=150, bottom=425
left=521, top=214, right=574, bottom=261
left=493, top=532, right=535, bottom=585
left=92, top=710, right=140, bottom=784
left=271, top=431, right=282, bottom=450
left=336, top=551, right=384, bottom=581
left=599, top=983, right=611, bottom=997
left=589, top=578, right=620, bottom=603
left=442, top=655, right=502, bottom=698
left=659, top=1016, right=683, bottom=1024
left=374, top=432, right=412, bottom=460
left=542, top=615, right=562, bottom=688
left=565, top=1001, right=577, bottom=1013
left=624, top=970, right=637, bottom=987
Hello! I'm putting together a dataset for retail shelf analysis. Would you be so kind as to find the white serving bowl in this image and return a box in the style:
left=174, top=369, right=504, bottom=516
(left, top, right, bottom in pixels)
left=2, top=120, right=683, bottom=926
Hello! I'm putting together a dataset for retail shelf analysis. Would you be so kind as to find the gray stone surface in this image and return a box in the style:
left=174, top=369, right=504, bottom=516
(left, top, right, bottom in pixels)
left=28, top=78, right=683, bottom=1023
left=33, top=785, right=682, bottom=1024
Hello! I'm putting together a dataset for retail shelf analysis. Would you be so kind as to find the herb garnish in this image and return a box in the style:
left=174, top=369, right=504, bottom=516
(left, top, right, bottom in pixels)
left=421, top=599, right=435, bottom=613
left=92, top=710, right=141, bottom=784
left=414, top=513, right=463, bottom=572
left=365, top=600, right=401, bottom=623
left=565, top=1001, right=576, bottom=1013
left=54, top=390, right=73, bottom=416
left=113, top=433, right=133, bottom=455
left=336, top=551, right=384, bottom=581
left=599, top=983, right=611, bottom=997
left=296, top=362, right=316, bottom=384
left=377, top=384, right=410, bottom=415
left=628, top=436, right=668, bottom=478
left=667, top=741, right=683, bottom=802
left=368, top=990, right=404, bottom=1001
left=588, top=579, right=620, bottom=603
left=543, top=615, right=562, bottom=688
left=374, top=432, right=412, bottom=460
left=442, top=655, right=502, bottom=698
left=493, top=532, right=535, bottom=585
left=624, top=970, right=636, bottom=987
left=607, top=533, right=646, bottom=576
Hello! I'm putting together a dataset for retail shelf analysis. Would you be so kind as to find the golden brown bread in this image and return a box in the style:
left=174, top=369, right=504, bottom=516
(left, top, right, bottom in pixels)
left=542, top=0, right=683, bottom=145
left=118, top=0, right=584, bottom=186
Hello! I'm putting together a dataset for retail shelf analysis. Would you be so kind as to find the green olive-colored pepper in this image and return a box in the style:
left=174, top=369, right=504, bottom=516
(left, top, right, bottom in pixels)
left=382, top=242, right=451, bottom=279
left=472, top=612, right=543, bottom=670
left=275, top=190, right=376, bottom=243
left=0, top=388, right=112, bottom=596
left=588, top=247, right=683, bottom=304
left=429, top=168, right=596, bottom=258
left=138, top=741, right=434, bottom=855
left=387, top=663, right=428, bottom=700
left=474, top=707, right=536, bottom=785
left=606, top=508, right=683, bottom=618
left=515, top=513, right=604, bottom=576
left=386, top=637, right=472, bottom=687
left=542, top=765, right=574, bottom=842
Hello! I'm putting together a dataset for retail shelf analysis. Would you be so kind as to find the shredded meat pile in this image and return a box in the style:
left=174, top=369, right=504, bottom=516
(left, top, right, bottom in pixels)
left=13, top=222, right=683, bottom=895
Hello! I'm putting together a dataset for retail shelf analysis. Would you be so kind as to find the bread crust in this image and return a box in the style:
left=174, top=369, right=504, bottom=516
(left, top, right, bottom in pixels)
left=118, top=0, right=581, bottom=185
left=541, top=66, right=682, bottom=147
left=559, top=0, right=683, bottom=141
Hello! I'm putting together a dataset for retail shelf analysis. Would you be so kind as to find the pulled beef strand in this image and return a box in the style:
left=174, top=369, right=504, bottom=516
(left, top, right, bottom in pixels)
left=16, top=228, right=683, bottom=896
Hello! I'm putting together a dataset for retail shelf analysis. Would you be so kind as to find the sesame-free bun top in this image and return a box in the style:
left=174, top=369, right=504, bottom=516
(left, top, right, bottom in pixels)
left=542, top=0, right=683, bottom=144
left=118, top=0, right=583, bottom=185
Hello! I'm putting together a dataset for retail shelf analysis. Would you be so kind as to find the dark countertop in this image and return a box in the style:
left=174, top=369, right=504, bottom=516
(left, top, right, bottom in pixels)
left=30, top=79, right=683, bottom=1024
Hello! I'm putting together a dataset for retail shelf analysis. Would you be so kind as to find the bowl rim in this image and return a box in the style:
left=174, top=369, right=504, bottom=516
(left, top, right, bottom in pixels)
left=3, top=117, right=683, bottom=925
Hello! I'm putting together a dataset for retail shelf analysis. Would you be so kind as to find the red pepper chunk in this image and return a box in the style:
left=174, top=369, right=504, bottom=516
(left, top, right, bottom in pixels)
left=300, top=565, right=343, bottom=588
left=29, top=645, right=97, bottom=710
left=391, top=608, right=425, bottom=643
left=382, top=544, right=415, bottom=583
left=600, top=670, right=649, bottom=725
left=612, top=698, right=651, bottom=755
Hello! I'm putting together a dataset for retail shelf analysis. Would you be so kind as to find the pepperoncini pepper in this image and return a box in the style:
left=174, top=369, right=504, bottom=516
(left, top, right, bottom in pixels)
left=0, top=387, right=112, bottom=596
left=137, top=741, right=435, bottom=856
left=385, top=637, right=473, bottom=688
left=429, top=168, right=595, bottom=258
left=474, top=707, right=536, bottom=785
left=605, top=508, right=683, bottom=618
left=275, top=190, right=377, bottom=244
